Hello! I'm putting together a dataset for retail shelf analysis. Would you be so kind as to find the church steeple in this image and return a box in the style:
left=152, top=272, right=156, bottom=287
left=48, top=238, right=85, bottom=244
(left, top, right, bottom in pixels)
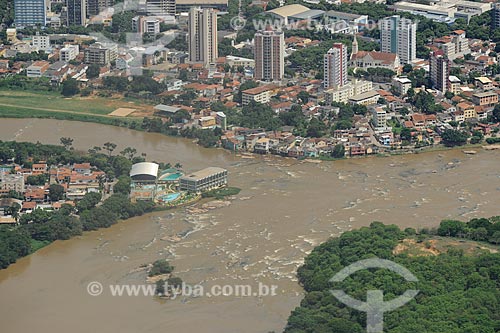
left=351, top=34, right=358, bottom=60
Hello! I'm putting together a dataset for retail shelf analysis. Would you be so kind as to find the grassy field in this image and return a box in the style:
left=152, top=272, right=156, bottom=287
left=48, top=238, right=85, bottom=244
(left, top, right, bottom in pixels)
left=0, top=89, right=151, bottom=116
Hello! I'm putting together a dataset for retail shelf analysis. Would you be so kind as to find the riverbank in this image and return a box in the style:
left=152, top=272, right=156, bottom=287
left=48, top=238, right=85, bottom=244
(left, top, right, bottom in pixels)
left=1, top=113, right=495, bottom=162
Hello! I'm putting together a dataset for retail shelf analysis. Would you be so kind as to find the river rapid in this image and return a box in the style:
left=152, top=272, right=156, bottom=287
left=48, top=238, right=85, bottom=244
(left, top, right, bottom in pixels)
left=0, top=118, right=498, bottom=333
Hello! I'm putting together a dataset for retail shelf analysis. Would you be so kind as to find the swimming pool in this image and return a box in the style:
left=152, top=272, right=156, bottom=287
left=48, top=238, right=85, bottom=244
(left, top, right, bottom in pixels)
left=159, top=172, right=183, bottom=181
left=160, top=193, right=181, bottom=202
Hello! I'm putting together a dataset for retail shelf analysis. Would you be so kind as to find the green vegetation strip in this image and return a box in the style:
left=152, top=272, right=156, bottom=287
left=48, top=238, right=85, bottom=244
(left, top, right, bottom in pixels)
left=202, top=187, right=241, bottom=200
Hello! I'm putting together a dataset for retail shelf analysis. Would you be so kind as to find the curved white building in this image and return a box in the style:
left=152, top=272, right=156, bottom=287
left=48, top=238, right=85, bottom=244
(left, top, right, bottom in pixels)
left=130, top=162, right=159, bottom=181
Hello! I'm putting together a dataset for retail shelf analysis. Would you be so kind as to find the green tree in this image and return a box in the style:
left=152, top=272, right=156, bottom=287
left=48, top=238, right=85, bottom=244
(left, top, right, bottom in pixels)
left=61, top=78, right=80, bottom=97
left=86, top=64, right=101, bottom=79
left=441, top=129, right=468, bottom=146
left=155, top=279, right=165, bottom=296
left=331, top=144, right=345, bottom=158
left=149, top=259, right=174, bottom=277
left=437, top=219, right=467, bottom=237
left=48, top=184, right=65, bottom=202
left=60, top=137, right=74, bottom=150
left=297, top=91, right=310, bottom=104
left=113, top=175, right=131, bottom=194
left=103, top=142, right=117, bottom=156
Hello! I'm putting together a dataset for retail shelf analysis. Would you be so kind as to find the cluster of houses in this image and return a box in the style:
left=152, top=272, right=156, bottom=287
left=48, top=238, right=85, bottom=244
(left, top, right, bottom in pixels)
left=2, top=2, right=500, bottom=160
left=0, top=162, right=105, bottom=224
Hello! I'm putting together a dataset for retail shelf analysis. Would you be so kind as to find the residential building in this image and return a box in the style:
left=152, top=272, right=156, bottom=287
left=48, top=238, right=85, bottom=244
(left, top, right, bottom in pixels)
left=132, top=16, right=161, bottom=34
left=471, top=91, right=498, bottom=107
left=226, top=55, right=255, bottom=68
left=242, top=85, right=278, bottom=105
left=371, top=106, right=390, bottom=132
left=494, top=3, right=500, bottom=29
left=430, top=50, right=450, bottom=92
left=145, top=0, right=176, bottom=15
left=348, top=90, right=380, bottom=106
left=474, top=76, right=493, bottom=90
left=87, top=0, right=114, bottom=16
left=188, top=7, right=218, bottom=66
left=176, top=0, right=227, bottom=12
left=116, top=53, right=133, bottom=70
left=457, top=102, right=476, bottom=120
left=14, top=0, right=46, bottom=27
left=391, top=76, right=412, bottom=96
left=448, top=75, right=461, bottom=94
left=32, top=33, right=50, bottom=51
left=215, top=112, right=227, bottom=130
left=26, top=60, right=50, bottom=78
left=253, top=138, right=270, bottom=154
left=67, top=0, right=87, bottom=26
left=324, top=42, right=348, bottom=89
left=0, top=174, right=25, bottom=194
left=434, top=30, right=470, bottom=60
left=176, top=0, right=228, bottom=13
left=254, top=29, right=284, bottom=82
left=324, top=79, right=373, bottom=104
left=60, top=45, right=80, bottom=62
left=199, top=116, right=216, bottom=128
left=380, top=15, right=417, bottom=64
left=84, top=43, right=117, bottom=65
left=179, top=167, right=228, bottom=192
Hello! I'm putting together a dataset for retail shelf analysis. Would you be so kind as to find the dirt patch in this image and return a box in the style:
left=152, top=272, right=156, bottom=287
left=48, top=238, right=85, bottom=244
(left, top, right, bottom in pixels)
left=393, top=238, right=440, bottom=257
left=109, top=108, right=137, bottom=117
left=394, top=237, right=499, bottom=257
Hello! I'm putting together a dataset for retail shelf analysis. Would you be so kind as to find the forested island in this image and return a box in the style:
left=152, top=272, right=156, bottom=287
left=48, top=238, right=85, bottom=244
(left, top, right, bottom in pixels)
left=284, top=218, right=500, bottom=333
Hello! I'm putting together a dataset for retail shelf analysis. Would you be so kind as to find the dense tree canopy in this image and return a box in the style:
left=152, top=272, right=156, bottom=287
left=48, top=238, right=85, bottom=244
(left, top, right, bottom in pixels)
left=285, top=219, right=500, bottom=333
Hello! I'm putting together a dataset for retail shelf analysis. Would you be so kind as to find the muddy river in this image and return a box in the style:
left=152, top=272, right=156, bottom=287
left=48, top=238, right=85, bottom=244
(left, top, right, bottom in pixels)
left=0, top=118, right=498, bottom=333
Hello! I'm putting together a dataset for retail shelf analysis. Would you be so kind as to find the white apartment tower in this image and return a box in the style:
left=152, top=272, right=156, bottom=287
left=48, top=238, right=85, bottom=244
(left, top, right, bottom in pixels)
left=380, top=15, right=416, bottom=64
left=324, top=42, right=348, bottom=89
left=188, top=7, right=218, bottom=66
left=254, top=28, right=285, bottom=82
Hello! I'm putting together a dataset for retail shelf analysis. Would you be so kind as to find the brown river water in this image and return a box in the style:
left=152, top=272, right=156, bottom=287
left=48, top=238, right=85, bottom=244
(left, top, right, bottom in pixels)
left=0, top=118, right=499, bottom=333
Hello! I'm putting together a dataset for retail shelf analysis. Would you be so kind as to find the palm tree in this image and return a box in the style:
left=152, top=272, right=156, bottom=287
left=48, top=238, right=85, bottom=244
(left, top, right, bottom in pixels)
left=174, top=163, right=182, bottom=170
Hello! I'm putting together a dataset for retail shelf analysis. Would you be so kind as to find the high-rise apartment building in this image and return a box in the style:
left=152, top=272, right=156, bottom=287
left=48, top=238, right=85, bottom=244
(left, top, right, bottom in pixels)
left=430, top=50, right=450, bottom=93
left=380, top=15, right=417, bottom=64
left=188, top=7, right=218, bottom=66
left=493, top=3, right=500, bottom=29
left=323, top=42, right=348, bottom=89
left=67, top=0, right=87, bottom=26
left=14, top=0, right=47, bottom=27
left=254, top=29, right=284, bottom=82
left=86, top=0, right=114, bottom=16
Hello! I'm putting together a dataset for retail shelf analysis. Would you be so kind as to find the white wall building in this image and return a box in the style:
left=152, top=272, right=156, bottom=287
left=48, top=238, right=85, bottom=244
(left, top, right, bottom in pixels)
left=60, top=44, right=80, bottom=62
left=31, top=33, right=50, bottom=51
left=380, top=15, right=417, bottom=64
